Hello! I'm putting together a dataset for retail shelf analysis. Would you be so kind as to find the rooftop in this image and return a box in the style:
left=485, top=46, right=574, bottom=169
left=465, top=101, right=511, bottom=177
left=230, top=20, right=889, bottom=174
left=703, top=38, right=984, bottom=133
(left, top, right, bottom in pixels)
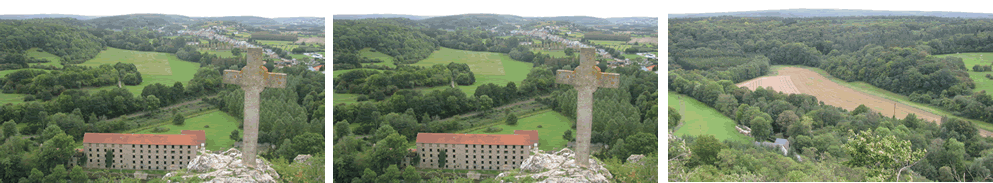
left=513, top=130, right=540, bottom=145
left=416, top=133, right=532, bottom=146
left=83, top=133, right=200, bottom=146
left=181, top=130, right=207, bottom=145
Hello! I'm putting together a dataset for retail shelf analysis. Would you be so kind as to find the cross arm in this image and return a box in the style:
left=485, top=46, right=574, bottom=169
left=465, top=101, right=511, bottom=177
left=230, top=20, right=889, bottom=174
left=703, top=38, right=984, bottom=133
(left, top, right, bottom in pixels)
left=222, top=70, right=242, bottom=85
left=597, top=72, right=620, bottom=88
left=264, top=72, right=288, bottom=89
left=555, top=70, right=576, bottom=85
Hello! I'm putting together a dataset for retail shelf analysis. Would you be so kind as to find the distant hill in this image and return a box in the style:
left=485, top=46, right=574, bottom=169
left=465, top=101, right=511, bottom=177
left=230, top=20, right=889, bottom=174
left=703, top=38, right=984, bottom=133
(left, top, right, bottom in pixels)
left=419, top=14, right=526, bottom=29
left=606, top=17, right=657, bottom=23
left=86, top=14, right=194, bottom=29
left=0, top=14, right=102, bottom=20
left=333, top=14, right=435, bottom=20
left=669, top=9, right=993, bottom=19
left=536, top=16, right=611, bottom=25
left=273, top=17, right=324, bottom=23
left=201, top=16, right=278, bottom=25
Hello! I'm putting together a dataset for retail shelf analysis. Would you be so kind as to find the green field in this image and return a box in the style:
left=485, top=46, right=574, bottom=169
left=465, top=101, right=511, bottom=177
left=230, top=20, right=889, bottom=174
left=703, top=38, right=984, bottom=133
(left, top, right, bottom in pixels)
left=333, top=68, right=379, bottom=79
left=468, top=110, right=573, bottom=151
left=80, top=47, right=200, bottom=96
left=0, top=93, right=27, bottom=105
left=411, top=47, right=533, bottom=96
left=358, top=48, right=396, bottom=68
left=669, top=91, right=752, bottom=142
left=775, top=65, right=993, bottom=133
left=935, top=53, right=993, bottom=93
left=200, top=48, right=236, bottom=58
left=333, top=93, right=361, bottom=106
left=590, top=40, right=632, bottom=51
left=26, top=48, right=63, bottom=68
left=0, top=68, right=47, bottom=77
left=136, top=110, right=241, bottom=151
left=534, top=49, right=570, bottom=58
left=258, top=40, right=301, bottom=51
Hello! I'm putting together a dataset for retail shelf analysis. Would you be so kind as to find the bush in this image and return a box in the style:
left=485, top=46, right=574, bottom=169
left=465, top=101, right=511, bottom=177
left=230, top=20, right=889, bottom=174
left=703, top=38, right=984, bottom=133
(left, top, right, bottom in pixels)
left=152, top=127, right=170, bottom=132
left=537, top=125, right=543, bottom=128
left=484, top=127, right=503, bottom=132
left=204, top=125, right=210, bottom=128
left=505, top=114, right=518, bottom=125
left=173, top=113, right=185, bottom=125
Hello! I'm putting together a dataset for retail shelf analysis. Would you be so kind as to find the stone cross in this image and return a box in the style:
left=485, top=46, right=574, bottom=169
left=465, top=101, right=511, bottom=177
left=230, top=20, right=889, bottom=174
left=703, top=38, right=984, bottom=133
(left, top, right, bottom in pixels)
left=222, top=48, right=287, bottom=167
left=555, top=48, right=619, bottom=167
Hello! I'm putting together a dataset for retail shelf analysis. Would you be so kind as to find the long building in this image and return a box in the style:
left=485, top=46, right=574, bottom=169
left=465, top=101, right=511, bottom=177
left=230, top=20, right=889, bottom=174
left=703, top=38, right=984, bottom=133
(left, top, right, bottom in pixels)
left=82, top=130, right=206, bottom=170
left=415, top=130, right=539, bottom=170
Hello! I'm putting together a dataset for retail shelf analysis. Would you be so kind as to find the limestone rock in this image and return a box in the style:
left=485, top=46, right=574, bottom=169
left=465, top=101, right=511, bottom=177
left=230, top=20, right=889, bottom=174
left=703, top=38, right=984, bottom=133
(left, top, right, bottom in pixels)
left=294, top=154, right=312, bottom=165
left=627, top=154, right=645, bottom=165
left=162, top=148, right=281, bottom=183
left=498, top=148, right=612, bottom=183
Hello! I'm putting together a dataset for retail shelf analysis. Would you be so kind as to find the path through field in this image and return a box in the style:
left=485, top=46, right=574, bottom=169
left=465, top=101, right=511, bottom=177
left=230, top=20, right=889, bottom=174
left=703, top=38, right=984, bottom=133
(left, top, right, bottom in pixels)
left=733, top=67, right=993, bottom=136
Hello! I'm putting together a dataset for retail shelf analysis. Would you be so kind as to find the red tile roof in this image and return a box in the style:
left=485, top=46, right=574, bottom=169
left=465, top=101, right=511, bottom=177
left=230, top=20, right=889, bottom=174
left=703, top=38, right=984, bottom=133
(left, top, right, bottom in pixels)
left=416, top=133, right=531, bottom=146
left=181, top=130, right=207, bottom=145
left=514, top=130, right=540, bottom=145
left=83, top=133, right=199, bottom=146
left=313, top=65, right=323, bottom=71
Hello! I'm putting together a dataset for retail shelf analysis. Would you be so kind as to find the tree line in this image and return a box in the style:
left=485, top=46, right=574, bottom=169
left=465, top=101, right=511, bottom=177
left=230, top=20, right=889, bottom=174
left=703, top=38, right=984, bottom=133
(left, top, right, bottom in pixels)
left=0, top=19, right=106, bottom=64
left=333, top=19, right=439, bottom=66
left=1, top=62, right=142, bottom=101
left=333, top=63, right=476, bottom=99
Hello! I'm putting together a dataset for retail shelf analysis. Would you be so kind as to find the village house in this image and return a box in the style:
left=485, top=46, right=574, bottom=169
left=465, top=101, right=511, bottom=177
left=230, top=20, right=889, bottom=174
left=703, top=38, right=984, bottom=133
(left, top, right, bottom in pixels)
left=415, top=130, right=539, bottom=170
left=81, top=130, right=206, bottom=171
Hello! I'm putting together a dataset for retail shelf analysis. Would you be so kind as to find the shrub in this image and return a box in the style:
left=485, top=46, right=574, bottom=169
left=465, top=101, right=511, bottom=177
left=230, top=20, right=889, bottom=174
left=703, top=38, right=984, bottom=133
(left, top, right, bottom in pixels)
left=537, top=125, right=543, bottom=128
left=152, top=127, right=170, bottom=132
left=204, top=125, right=210, bottom=128
left=484, top=127, right=503, bottom=133
left=506, top=114, right=518, bottom=125
left=173, top=113, right=185, bottom=125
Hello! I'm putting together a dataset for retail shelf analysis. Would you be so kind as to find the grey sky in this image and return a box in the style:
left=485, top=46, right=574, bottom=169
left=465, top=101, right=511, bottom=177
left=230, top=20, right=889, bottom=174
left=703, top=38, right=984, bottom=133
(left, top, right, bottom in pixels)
left=5, top=0, right=325, bottom=18
left=333, top=0, right=660, bottom=18
left=667, top=0, right=993, bottom=15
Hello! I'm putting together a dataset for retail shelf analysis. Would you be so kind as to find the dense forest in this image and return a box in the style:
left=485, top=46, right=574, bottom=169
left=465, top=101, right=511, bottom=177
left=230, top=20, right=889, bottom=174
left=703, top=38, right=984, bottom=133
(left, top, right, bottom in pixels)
left=1, top=63, right=142, bottom=100
left=669, top=15, right=993, bottom=182
left=333, top=63, right=476, bottom=98
left=0, top=19, right=105, bottom=63
left=332, top=19, right=439, bottom=66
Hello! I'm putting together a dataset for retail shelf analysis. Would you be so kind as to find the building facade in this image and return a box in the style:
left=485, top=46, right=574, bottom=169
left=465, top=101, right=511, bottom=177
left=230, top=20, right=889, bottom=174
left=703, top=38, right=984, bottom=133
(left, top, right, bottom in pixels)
left=415, top=131, right=539, bottom=170
left=82, top=131, right=206, bottom=170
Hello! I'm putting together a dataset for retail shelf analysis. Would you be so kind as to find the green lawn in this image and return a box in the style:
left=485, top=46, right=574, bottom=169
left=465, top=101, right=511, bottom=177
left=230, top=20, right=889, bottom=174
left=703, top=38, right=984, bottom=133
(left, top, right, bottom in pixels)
left=136, top=110, right=241, bottom=151
left=589, top=40, right=632, bottom=51
left=468, top=110, right=572, bottom=151
left=333, top=93, right=361, bottom=106
left=79, top=47, right=200, bottom=96
left=0, top=93, right=26, bottom=105
left=669, top=91, right=752, bottom=142
left=622, top=53, right=645, bottom=61
left=412, top=47, right=532, bottom=96
left=935, top=53, right=993, bottom=93
left=534, top=49, right=570, bottom=58
left=333, top=68, right=379, bottom=79
left=258, top=40, right=301, bottom=51
left=775, top=65, right=993, bottom=133
left=26, top=48, right=63, bottom=68
left=359, top=48, right=396, bottom=68
left=200, top=48, right=236, bottom=58
left=0, top=68, right=47, bottom=77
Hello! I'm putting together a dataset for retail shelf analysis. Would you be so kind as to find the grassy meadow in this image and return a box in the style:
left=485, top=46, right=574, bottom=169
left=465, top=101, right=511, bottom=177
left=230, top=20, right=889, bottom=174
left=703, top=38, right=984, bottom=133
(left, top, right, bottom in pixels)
left=589, top=40, right=632, bottom=52
left=200, top=48, right=237, bottom=58
left=935, top=53, right=993, bottom=93
left=358, top=48, right=396, bottom=68
left=26, top=48, right=63, bottom=68
left=80, top=47, right=200, bottom=96
left=669, top=91, right=752, bottom=142
left=468, top=110, right=573, bottom=151
left=136, top=110, right=241, bottom=151
left=412, top=47, right=532, bottom=96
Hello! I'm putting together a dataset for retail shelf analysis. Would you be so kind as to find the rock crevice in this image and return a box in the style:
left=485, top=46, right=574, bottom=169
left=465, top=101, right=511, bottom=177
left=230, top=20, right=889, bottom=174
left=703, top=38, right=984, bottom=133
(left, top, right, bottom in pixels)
left=497, top=148, right=612, bottom=183
left=163, top=148, right=280, bottom=183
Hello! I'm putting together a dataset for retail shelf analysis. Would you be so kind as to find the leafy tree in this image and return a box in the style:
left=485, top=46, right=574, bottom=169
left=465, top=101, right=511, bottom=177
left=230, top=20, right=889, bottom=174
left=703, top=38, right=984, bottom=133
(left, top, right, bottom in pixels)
left=28, top=168, right=43, bottom=183
left=372, top=133, right=408, bottom=171
left=40, top=124, right=64, bottom=143
left=230, top=130, right=240, bottom=142
left=403, top=165, right=421, bottom=182
left=750, top=116, right=773, bottom=141
left=40, top=133, right=74, bottom=171
left=479, top=95, right=494, bottom=113
left=378, top=164, right=401, bottom=183
left=565, top=48, right=575, bottom=56
left=505, top=113, right=518, bottom=125
left=44, top=165, right=67, bottom=183
left=105, top=148, right=114, bottom=168
left=374, top=124, right=397, bottom=143
left=690, top=134, right=725, bottom=167
left=438, top=148, right=447, bottom=169
left=852, top=104, right=871, bottom=116
left=291, top=132, right=324, bottom=156
left=231, top=47, right=242, bottom=56
left=669, top=107, right=681, bottom=129
left=624, top=133, right=657, bottom=157
left=334, top=120, right=352, bottom=141
left=609, top=138, right=627, bottom=159
left=69, top=165, right=86, bottom=183
left=843, top=129, right=926, bottom=181
left=277, top=139, right=294, bottom=160
left=563, top=130, right=574, bottom=142
left=1, top=120, right=17, bottom=139
left=776, top=110, right=800, bottom=135
left=172, top=113, right=185, bottom=125
left=361, top=168, right=378, bottom=183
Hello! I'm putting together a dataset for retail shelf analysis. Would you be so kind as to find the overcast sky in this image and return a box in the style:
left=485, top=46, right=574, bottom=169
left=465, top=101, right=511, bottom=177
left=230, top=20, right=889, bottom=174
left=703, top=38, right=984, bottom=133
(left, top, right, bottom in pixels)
left=5, top=0, right=325, bottom=18
left=667, top=0, right=993, bottom=15
left=333, top=0, right=660, bottom=18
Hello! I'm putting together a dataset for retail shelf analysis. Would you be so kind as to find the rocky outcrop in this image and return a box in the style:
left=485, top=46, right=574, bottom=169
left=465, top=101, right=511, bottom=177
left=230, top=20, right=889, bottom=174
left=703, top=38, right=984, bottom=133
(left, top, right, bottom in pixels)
left=293, top=155, right=312, bottom=165
left=626, top=154, right=645, bottom=165
left=496, top=148, right=612, bottom=183
left=162, top=148, right=280, bottom=183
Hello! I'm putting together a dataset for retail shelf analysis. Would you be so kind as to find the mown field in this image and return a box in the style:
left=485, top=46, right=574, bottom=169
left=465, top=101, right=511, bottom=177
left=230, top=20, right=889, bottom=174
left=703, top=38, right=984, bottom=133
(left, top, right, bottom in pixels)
left=412, top=47, right=532, bottom=96
left=358, top=48, right=395, bottom=68
left=669, top=91, right=752, bottom=142
left=27, top=48, right=63, bottom=68
left=136, top=110, right=242, bottom=151
left=79, top=47, right=200, bottom=96
left=534, top=49, right=569, bottom=58
left=468, top=110, right=573, bottom=151
left=0, top=93, right=27, bottom=105
left=935, top=53, right=993, bottom=93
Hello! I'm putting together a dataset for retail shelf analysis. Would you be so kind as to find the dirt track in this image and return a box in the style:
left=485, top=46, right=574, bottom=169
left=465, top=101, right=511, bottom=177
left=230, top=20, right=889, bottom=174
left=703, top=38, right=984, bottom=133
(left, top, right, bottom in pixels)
left=737, top=67, right=946, bottom=124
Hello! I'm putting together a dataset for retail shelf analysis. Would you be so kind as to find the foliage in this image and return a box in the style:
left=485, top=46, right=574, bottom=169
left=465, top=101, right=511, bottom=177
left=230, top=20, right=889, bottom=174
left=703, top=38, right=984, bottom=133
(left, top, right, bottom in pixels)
left=333, top=19, right=437, bottom=64
left=690, top=134, right=726, bottom=167
left=843, top=129, right=926, bottom=181
left=291, top=132, right=324, bottom=156
left=505, top=113, right=518, bottom=125
left=172, top=113, right=185, bottom=125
